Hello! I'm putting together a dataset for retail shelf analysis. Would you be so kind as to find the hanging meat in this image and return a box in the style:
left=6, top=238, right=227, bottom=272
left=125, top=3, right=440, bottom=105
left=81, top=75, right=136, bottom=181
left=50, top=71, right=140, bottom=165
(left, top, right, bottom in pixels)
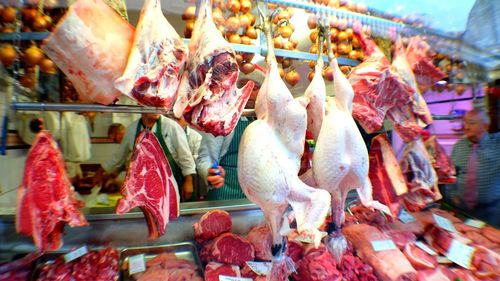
left=114, top=0, right=188, bottom=109
left=237, top=12, right=330, bottom=278
left=312, top=29, right=389, bottom=259
left=405, top=36, right=446, bottom=89
left=173, top=0, right=254, bottom=136
left=399, top=138, right=440, bottom=212
left=423, top=135, right=456, bottom=184
left=16, top=131, right=88, bottom=251
left=347, top=28, right=414, bottom=134
left=42, top=0, right=134, bottom=105
left=115, top=130, right=180, bottom=239
left=368, top=134, right=408, bottom=217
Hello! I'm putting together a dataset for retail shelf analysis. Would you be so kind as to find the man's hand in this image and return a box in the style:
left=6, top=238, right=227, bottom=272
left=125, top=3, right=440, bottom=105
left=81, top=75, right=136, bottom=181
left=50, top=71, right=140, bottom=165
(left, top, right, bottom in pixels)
left=207, top=166, right=225, bottom=188
left=182, top=175, right=194, bottom=201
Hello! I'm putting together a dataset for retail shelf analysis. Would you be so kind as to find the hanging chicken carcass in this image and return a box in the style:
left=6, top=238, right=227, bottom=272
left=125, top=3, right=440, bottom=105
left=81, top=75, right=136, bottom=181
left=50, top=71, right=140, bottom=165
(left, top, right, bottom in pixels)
left=174, top=0, right=254, bottom=136
left=114, top=0, right=187, bottom=109
left=312, top=29, right=389, bottom=259
left=348, top=29, right=414, bottom=134
left=42, top=0, right=134, bottom=105
left=238, top=13, right=330, bottom=278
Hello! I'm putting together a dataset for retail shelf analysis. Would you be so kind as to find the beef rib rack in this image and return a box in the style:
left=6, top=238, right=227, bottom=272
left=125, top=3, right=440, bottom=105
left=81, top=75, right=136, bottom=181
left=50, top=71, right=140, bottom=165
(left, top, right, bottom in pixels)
left=115, top=130, right=180, bottom=239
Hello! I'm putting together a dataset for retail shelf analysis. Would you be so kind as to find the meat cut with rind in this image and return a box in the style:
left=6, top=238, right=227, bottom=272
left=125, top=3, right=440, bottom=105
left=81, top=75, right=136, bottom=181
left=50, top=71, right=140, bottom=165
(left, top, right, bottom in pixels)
left=114, top=0, right=188, bottom=109
left=16, top=131, right=88, bottom=251
left=194, top=209, right=232, bottom=243
left=173, top=0, right=254, bottom=136
left=42, top=0, right=134, bottom=105
left=115, top=130, right=180, bottom=239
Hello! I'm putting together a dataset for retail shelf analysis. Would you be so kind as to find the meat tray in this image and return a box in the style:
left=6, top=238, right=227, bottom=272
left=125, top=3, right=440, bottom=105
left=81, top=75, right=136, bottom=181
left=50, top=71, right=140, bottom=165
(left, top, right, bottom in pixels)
left=120, top=242, right=204, bottom=281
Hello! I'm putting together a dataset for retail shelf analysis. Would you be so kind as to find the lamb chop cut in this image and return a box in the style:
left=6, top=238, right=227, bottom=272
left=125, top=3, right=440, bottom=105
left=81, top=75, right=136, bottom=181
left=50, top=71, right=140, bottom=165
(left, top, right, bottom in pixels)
left=406, top=36, right=446, bottom=89
left=313, top=44, right=389, bottom=259
left=115, top=130, right=179, bottom=239
left=42, top=0, right=134, bottom=105
left=16, top=131, right=87, bottom=251
left=114, top=0, right=187, bottom=109
left=173, top=0, right=254, bottom=136
left=368, top=134, right=408, bottom=217
left=238, top=15, right=330, bottom=278
left=348, top=29, right=414, bottom=134
left=399, top=138, right=440, bottom=212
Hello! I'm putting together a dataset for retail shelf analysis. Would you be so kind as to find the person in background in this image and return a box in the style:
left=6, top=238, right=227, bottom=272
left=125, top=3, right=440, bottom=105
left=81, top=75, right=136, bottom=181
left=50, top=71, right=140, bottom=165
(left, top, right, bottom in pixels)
left=96, top=114, right=196, bottom=201
left=446, top=109, right=500, bottom=227
left=196, top=81, right=259, bottom=200
left=107, top=123, right=126, bottom=144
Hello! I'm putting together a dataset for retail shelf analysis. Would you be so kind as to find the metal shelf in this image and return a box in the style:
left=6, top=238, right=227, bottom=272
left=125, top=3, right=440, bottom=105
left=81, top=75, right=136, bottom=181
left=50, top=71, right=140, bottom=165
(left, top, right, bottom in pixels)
left=0, top=32, right=50, bottom=41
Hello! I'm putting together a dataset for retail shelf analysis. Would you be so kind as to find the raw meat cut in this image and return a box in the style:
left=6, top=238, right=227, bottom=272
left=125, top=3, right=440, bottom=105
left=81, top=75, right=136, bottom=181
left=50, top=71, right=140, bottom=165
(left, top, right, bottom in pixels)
left=399, top=138, right=440, bottom=212
left=369, top=134, right=408, bottom=217
left=348, top=205, right=388, bottom=227
left=209, top=233, right=255, bottom=267
left=42, top=0, right=133, bottom=105
left=16, top=131, right=88, bottom=251
left=339, top=251, right=378, bottom=281
left=36, top=247, right=119, bottom=281
left=173, top=0, right=254, bottom=136
left=199, top=239, right=215, bottom=264
left=247, top=224, right=273, bottom=261
left=403, top=243, right=437, bottom=270
left=483, top=226, right=500, bottom=244
left=423, top=136, right=456, bottom=184
left=292, top=245, right=342, bottom=281
left=286, top=240, right=304, bottom=264
left=451, top=268, right=479, bottom=281
left=194, top=209, right=232, bottom=243
left=387, top=230, right=417, bottom=249
left=114, top=0, right=187, bottom=109
left=388, top=220, right=425, bottom=236
left=416, top=266, right=457, bottom=281
left=386, top=104, right=422, bottom=143
left=348, top=29, right=414, bottom=133
left=405, top=37, right=445, bottom=89
left=342, top=224, right=417, bottom=281
left=312, top=36, right=389, bottom=259
left=115, top=130, right=180, bottom=239
left=237, top=15, right=330, bottom=270
left=130, top=253, right=202, bottom=281
left=204, top=262, right=241, bottom=281
left=0, top=251, right=42, bottom=275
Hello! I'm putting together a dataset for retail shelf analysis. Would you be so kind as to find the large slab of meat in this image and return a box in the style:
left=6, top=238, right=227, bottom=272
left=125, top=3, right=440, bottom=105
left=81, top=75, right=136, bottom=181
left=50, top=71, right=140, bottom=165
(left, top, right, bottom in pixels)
left=204, top=262, right=242, bottom=281
left=173, top=0, right=254, bottom=136
left=16, top=131, right=87, bottom=251
left=423, top=135, right=456, bottom=184
left=348, top=30, right=414, bottom=133
left=208, top=233, right=255, bottom=267
left=194, top=209, right=232, bottom=243
left=114, top=0, right=187, bottom=109
left=36, top=247, right=119, bottom=281
left=343, top=224, right=417, bottom=281
left=292, top=244, right=342, bottom=281
left=399, top=138, right=440, bottom=212
left=115, top=130, right=180, bottom=239
left=42, top=0, right=134, bottom=105
left=369, top=134, right=408, bottom=217
left=405, top=37, right=446, bottom=89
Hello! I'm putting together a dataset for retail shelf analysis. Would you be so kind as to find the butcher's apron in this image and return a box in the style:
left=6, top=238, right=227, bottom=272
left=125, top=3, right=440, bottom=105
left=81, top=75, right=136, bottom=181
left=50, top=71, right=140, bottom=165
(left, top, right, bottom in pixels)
left=207, top=118, right=253, bottom=201
left=135, top=119, right=184, bottom=187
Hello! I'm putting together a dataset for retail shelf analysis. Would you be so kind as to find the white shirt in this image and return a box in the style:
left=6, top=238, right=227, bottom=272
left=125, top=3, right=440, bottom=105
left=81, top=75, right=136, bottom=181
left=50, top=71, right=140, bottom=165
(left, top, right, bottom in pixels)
left=103, top=116, right=196, bottom=176
left=186, top=126, right=202, bottom=161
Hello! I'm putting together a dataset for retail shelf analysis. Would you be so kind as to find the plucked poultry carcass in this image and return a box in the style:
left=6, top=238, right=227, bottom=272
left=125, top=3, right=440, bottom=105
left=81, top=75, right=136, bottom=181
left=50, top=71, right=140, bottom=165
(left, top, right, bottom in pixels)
left=43, top=0, right=134, bottom=105
left=405, top=36, right=446, bottom=90
left=399, top=137, right=441, bottom=212
left=16, top=131, right=88, bottom=251
left=238, top=13, right=330, bottom=279
left=115, top=130, right=180, bottom=239
left=173, top=0, right=254, bottom=136
left=114, top=0, right=188, bottom=109
left=347, top=27, right=414, bottom=134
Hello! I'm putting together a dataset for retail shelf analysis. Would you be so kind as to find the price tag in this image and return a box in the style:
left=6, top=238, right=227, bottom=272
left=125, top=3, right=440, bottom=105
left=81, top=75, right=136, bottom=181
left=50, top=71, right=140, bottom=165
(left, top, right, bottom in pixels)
left=398, top=209, right=416, bottom=223
left=464, top=219, right=485, bottom=229
left=437, top=256, right=452, bottom=264
left=414, top=241, right=437, bottom=256
left=128, top=254, right=146, bottom=275
left=64, top=246, right=88, bottom=263
left=433, top=214, right=457, bottom=233
left=219, top=275, right=253, bottom=281
left=371, top=240, right=397, bottom=252
left=295, top=231, right=327, bottom=244
left=446, top=239, right=475, bottom=269
left=245, top=261, right=272, bottom=275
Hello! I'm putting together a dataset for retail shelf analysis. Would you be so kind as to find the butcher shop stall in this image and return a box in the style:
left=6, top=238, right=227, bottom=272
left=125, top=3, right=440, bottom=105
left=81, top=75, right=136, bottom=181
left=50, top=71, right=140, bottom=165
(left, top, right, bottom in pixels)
left=0, top=0, right=499, bottom=280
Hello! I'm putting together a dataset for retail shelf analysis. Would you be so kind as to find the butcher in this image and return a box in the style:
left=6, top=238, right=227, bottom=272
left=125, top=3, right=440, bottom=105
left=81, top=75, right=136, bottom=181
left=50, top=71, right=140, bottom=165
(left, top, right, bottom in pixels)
left=447, top=109, right=500, bottom=227
left=95, top=113, right=196, bottom=201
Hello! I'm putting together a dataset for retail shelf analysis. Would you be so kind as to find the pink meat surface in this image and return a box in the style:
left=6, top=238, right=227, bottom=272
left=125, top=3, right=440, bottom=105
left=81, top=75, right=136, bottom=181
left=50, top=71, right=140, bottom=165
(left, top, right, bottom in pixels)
left=210, top=233, right=255, bottom=267
left=194, top=210, right=232, bottom=243
left=204, top=262, right=241, bottom=281
left=405, top=37, right=446, bottom=89
left=403, top=243, right=437, bottom=270
left=292, top=245, right=342, bottom=281
left=246, top=224, right=273, bottom=261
